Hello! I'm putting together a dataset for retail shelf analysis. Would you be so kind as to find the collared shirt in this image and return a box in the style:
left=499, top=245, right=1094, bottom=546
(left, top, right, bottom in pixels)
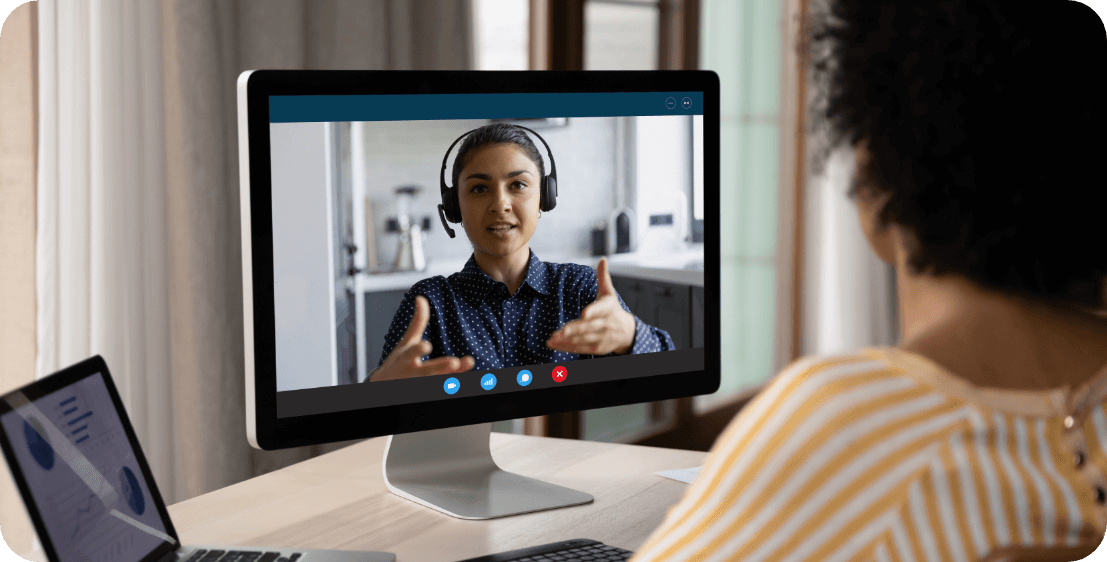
left=377, top=251, right=675, bottom=371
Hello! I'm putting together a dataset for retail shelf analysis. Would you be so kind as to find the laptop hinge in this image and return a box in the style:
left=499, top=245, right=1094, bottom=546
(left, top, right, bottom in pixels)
left=155, top=548, right=181, bottom=562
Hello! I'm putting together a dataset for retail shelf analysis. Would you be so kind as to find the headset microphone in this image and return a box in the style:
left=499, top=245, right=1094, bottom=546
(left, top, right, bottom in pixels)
left=437, top=204, right=456, bottom=238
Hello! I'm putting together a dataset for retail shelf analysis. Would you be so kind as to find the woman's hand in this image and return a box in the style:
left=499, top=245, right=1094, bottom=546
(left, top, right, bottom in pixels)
left=547, top=258, right=637, bottom=356
left=369, top=295, right=476, bottom=381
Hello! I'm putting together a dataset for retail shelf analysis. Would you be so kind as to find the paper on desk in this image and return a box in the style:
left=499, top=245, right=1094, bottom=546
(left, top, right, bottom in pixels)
left=655, top=466, right=701, bottom=484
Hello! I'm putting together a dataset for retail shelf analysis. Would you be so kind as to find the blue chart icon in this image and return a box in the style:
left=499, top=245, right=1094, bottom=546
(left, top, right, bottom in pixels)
left=481, top=373, right=497, bottom=390
left=119, top=466, right=145, bottom=515
left=517, top=370, right=533, bottom=387
left=23, top=418, right=54, bottom=471
left=444, top=377, right=460, bottom=395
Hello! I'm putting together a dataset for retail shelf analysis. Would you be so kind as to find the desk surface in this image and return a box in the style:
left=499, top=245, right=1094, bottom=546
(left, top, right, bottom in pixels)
left=167, top=434, right=706, bottom=561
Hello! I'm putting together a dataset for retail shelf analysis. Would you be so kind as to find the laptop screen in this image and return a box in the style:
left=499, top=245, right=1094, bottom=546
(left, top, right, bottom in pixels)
left=0, top=372, right=174, bottom=562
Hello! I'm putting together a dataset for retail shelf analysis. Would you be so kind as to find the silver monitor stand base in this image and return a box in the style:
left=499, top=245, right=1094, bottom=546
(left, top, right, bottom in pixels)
left=382, top=422, right=594, bottom=519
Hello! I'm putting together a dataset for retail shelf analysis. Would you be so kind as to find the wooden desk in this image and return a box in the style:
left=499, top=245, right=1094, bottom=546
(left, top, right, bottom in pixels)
left=166, top=434, right=705, bottom=561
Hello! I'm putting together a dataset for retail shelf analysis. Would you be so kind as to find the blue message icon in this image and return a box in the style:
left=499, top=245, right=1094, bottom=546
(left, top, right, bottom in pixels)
left=481, top=373, right=497, bottom=390
left=517, top=370, right=533, bottom=387
left=444, top=377, right=460, bottom=395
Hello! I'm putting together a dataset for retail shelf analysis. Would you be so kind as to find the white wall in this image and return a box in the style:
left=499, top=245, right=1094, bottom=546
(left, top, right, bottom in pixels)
left=635, top=116, right=693, bottom=255
left=270, top=122, right=337, bottom=392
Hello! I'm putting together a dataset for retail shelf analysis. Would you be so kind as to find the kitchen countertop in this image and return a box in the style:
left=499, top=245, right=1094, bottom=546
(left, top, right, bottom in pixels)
left=359, top=246, right=705, bottom=293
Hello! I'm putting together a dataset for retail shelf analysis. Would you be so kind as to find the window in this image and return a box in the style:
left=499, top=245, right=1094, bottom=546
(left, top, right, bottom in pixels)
left=473, top=0, right=530, bottom=71
left=487, top=0, right=800, bottom=447
left=696, top=0, right=785, bottom=411
left=584, top=0, right=660, bottom=70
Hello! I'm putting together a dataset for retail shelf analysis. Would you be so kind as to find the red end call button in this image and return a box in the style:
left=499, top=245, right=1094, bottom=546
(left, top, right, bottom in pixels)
left=552, top=366, right=568, bottom=383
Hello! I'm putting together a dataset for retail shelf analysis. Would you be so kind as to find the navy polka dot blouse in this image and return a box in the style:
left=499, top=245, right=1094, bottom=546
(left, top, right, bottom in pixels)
left=376, top=251, right=675, bottom=372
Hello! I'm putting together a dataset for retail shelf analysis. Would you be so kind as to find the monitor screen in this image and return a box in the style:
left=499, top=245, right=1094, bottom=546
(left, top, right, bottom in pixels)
left=265, top=90, right=707, bottom=419
left=239, top=71, right=718, bottom=446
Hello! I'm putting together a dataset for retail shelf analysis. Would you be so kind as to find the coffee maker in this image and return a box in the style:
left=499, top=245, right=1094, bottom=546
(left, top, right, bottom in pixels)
left=393, top=185, right=427, bottom=272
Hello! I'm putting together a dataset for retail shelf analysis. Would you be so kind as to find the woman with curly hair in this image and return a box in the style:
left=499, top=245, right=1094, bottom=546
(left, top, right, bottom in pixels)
left=632, top=1, right=1107, bottom=561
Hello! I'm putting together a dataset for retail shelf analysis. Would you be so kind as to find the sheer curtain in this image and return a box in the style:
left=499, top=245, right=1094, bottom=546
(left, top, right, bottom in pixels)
left=36, top=0, right=472, bottom=510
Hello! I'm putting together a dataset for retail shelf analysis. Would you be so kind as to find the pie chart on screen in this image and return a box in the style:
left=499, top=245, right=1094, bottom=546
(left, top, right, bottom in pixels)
left=23, top=418, right=54, bottom=471
left=120, top=466, right=145, bottom=515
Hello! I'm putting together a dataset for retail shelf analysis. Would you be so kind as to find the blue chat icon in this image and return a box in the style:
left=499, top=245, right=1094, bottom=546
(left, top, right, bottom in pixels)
left=444, top=377, right=460, bottom=395
left=481, top=373, right=497, bottom=390
left=517, top=370, right=533, bottom=387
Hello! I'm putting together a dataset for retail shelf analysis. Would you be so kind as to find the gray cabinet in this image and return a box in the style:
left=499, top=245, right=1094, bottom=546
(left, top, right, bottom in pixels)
left=610, top=276, right=701, bottom=350
left=365, top=276, right=703, bottom=375
left=364, top=289, right=408, bottom=373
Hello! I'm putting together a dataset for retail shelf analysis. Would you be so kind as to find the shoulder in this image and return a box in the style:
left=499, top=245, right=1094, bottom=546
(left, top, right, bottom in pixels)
left=545, top=260, right=595, bottom=280
left=391, top=276, right=456, bottom=314
left=721, top=349, right=964, bottom=461
left=768, top=350, right=904, bottom=399
left=543, top=261, right=596, bottom=292
left=409, top=275, right=453, bottom=298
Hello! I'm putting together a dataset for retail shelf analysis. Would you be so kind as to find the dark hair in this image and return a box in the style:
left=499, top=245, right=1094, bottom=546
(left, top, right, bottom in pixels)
left=451, top=123, right=545, bottom=188
left=805, top=0, right=1107, bottom=306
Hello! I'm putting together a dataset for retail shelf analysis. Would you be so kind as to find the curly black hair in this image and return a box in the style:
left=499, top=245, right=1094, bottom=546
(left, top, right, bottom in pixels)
left=805, top=0, right=1107, bottom=307
left=451, top=123, right=545, bottom=188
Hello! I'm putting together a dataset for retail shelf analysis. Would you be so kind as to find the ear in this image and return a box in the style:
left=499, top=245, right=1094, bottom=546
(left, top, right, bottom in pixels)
left=856, top=188, right=897, bottom=265
left=853, top=144, right=896, bottom=265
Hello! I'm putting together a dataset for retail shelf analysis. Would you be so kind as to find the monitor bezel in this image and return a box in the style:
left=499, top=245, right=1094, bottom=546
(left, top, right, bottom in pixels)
left=241, top=70, right=721, bottom=450
left=0, top=356, right=181, bottom=562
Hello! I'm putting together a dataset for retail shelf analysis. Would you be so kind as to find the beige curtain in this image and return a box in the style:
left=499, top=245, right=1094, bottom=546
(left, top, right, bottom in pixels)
left=158, top=0, right=473, bottom=502
left=32, top=4, right=473, bottom=542
left=0, top=3, right=40, bottom=556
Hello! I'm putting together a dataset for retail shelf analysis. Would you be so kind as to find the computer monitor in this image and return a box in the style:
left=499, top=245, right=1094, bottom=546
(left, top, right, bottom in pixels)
left=237, top=71, right=719, bottom=519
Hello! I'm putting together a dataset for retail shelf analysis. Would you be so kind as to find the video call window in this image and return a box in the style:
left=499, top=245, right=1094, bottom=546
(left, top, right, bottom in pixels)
left=267, top=93, right=706, bottom=418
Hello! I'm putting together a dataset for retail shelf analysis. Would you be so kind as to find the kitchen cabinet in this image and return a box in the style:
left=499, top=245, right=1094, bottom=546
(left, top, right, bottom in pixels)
left=611, top=276, right=702, bottom=350
left=363, top=275, right=703, bottom=379
left=364, top=289, right=408, bottom=375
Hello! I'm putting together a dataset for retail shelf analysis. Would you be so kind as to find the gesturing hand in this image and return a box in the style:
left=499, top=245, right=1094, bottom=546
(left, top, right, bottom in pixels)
left=369, top=295, right=476, bottom=381
left=547, top=257, right=637, bottom=356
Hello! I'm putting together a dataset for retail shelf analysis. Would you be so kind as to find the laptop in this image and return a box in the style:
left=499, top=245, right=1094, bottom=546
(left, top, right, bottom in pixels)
left=0, top=355, right=394, bottom=562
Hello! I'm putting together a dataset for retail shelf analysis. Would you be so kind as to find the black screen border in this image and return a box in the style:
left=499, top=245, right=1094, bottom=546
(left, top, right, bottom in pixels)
left=244, top=70, right=721, bottom=450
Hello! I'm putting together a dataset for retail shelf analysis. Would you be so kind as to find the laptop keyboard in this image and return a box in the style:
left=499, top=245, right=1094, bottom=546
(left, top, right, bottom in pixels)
left=455, top=539, right=634, bottom=562
left=183, top=549, right=304, bottom=562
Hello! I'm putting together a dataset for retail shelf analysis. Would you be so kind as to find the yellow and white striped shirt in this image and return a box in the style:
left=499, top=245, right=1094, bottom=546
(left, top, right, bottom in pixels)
left=634, top=348, right=1107, bottom=562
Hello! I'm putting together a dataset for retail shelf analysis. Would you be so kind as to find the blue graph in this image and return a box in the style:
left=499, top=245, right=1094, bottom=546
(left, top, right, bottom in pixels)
left=23, top=417, right=54, bottom=471
left=120, top=466, right=145, bottom=515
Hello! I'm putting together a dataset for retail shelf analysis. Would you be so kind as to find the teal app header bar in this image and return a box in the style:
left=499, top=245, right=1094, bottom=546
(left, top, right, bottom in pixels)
left=269, top=92, right=704, bottom=123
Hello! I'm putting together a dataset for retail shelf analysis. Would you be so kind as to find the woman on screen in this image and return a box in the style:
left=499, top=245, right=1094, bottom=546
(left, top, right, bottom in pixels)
left=367, top=124, right=674, bottom=382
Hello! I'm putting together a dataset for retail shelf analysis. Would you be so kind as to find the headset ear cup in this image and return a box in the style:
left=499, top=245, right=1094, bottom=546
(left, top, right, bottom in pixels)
left=542, top=175, right=557, bottom=212
left=444, top=188, right=462, bottom=223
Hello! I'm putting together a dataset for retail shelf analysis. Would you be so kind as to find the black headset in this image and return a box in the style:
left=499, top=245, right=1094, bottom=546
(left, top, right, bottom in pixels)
left=437, top=124, right=558, bottom=238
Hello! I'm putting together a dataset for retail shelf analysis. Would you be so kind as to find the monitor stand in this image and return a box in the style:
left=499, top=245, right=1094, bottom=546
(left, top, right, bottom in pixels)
left=382, top=422, right=594, bottom=519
